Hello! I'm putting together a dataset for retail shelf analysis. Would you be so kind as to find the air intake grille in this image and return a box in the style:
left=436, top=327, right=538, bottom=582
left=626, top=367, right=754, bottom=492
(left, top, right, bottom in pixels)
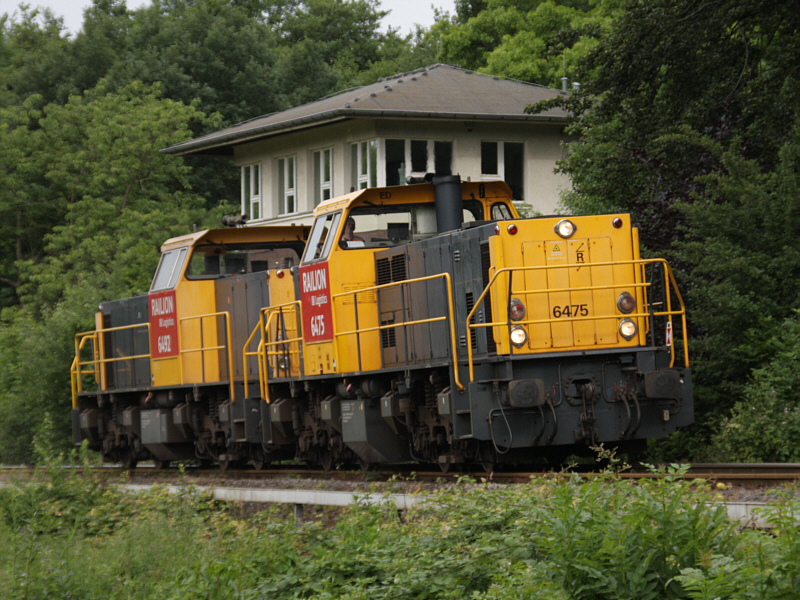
left=376, top=253, right=408, bottom=285
left=391, top=254, right=407, bottom=281
left=381, top=319, right=396, bottom=348
left=376, top=258, right=391, bottom=285
left=465, top=292, right=477, bottom=350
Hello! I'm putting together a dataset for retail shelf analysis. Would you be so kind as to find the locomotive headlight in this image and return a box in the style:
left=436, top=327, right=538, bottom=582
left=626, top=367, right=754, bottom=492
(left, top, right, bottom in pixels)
left=619, top=318, right=637, bottom=340
left=555, top=219, right=577, bottom=239
left=617, top=291, right=636, bottom=314
left=509, top=298, right=526, bottom=321
left=510, top=326, right=528, bottom=348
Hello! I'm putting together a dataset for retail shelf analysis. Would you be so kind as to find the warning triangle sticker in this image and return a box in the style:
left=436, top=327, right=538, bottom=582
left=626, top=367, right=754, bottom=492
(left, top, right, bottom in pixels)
left=552, top=244, right=561, bottom=252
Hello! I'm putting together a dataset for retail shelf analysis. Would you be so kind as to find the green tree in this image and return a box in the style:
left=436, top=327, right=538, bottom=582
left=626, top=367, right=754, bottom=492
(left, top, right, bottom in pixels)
left=436, top=0, right=616, bottom=87
left=0, top=81, right=210, bottom=463
left=677, top=126, right=800, bottom=455
left=530, top=0, right=800, bottom=453
left=709, top=313, right=800, bottom=462
left=0, top=6, right=73, bottom=107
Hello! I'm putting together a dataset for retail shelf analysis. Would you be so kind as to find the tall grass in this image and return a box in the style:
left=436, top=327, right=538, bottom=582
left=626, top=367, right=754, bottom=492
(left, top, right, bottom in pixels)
left=1, top=453, right=798, bottom=599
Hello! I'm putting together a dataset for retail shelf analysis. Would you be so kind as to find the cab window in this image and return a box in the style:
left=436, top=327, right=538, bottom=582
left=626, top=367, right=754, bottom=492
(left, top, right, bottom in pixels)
left=491, top=202, right=513, bottom=220
left=463, top=199, right=483, bottom=222
left=186, top=243, right=302, bottom=278
left=151, top=247, right=188, bottom=291
left=302, top=212, right=342, bottom=263
left=342, top=204, right=435, bottom=250
left=341, top=201, right=491, bottom=249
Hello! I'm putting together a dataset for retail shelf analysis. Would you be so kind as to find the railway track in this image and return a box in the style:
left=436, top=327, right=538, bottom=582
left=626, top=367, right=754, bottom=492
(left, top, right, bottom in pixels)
left=5, top=462, right=800, bottom=488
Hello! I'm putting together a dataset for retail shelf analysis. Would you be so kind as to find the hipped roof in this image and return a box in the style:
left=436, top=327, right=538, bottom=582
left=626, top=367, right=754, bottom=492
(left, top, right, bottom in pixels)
left=163, top=64, right=568, bottom=157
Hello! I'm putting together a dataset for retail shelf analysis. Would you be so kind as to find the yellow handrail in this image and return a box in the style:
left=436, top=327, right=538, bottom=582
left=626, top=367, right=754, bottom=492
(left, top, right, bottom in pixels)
left=71, top=323, right=150, bottom=409
left=243, top=301, right=304, bottom=403
left=465, top=258, right=689, bottom=382
left=331, top=272, right=463, bottom=391
left=178, top=311, right=235, bottom=402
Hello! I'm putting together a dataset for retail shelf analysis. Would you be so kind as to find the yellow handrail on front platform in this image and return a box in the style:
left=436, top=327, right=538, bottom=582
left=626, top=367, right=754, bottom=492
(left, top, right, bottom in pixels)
left=465, top=257, right=689, bottom=383
left=70, top=323, right=151, bottom=409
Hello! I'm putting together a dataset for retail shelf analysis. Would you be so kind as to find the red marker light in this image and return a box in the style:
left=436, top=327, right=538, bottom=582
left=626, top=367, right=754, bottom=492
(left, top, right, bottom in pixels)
left=507, top=224, right=518, bottom=235
left=265, top=272, right=270, bottom=279
left=277, top=270, right=285, bottom=278
left=494, top=224, right=500, bottom=235
left=613, top=217, right=623, bottom=228
left=509, top=298, right=526, bottom=321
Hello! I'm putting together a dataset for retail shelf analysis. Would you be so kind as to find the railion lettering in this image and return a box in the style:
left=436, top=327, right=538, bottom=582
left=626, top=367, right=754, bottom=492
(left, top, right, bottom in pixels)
left=302, top=268, right=327, bottom=293
left=151, top=295, right=175, bottom=316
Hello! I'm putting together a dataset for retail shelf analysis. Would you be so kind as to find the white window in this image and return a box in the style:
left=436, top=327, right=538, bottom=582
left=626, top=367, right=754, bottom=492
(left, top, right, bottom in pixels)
left=241, top=163, right=261, bottom=220
left=277, top=155, right=296, bottom=215
left=151, top=248, right=187, bottom=292
left=350, top=140, right=377, bottom=190
left=385, top=139, right=453, bottom=186
left=481, top=141, right=524, bottom=200
left=313, top=148, right=333, bottom=206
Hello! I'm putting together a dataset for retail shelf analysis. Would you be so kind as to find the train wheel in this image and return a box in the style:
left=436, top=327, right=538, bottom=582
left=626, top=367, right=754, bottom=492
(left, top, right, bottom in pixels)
left=357, top=457, right=372, bottom=471
left=121, top=449, right=138, bottom=471
left=153, top=459, right=169, bottom=470
left=252, top=458, right=269, bottom=471
left=480, top=461, right=495, bottom=474
left=318, top=449, right=335, bottom=472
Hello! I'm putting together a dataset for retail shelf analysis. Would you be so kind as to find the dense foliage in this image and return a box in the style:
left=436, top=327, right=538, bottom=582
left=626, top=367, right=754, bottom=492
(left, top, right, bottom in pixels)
left=435, top=0, right=621, bottom=89
left=2, top=453, right=800, bottom=599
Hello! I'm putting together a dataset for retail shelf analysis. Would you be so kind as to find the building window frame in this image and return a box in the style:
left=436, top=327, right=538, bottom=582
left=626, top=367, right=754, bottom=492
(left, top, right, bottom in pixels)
left=313, top=148, right=333, bottom=206
left=277, top=155, right=297, bottom=215
left=241, top=163, right=261, bottom=221
left=384, top=139, right=453, bottom=186
left=481, top=140, right=524, bottom=200
left=350, top=140, right=377, bottom=190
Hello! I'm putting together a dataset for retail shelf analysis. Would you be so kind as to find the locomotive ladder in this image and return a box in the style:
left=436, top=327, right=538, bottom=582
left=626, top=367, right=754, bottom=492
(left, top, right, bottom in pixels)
left=243, top=301, right=304, bottom=403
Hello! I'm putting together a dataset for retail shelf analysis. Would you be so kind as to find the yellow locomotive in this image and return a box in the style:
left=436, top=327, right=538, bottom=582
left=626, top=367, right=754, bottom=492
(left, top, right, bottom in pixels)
left=71, top=177, right=692, bottom=470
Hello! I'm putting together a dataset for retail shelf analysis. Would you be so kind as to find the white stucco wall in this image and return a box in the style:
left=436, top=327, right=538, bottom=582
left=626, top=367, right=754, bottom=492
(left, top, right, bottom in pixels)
left=233, top=117, right=569, bottom=225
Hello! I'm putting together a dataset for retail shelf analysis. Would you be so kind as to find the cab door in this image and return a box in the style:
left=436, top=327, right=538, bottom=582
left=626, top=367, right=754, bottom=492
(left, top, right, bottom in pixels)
left=299, top=212, right=341, bottom=375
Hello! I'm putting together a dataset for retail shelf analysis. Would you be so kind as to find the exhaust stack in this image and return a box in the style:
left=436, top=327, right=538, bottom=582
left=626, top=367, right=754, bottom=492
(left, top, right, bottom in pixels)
left=433, top=175, right=463, bottom=234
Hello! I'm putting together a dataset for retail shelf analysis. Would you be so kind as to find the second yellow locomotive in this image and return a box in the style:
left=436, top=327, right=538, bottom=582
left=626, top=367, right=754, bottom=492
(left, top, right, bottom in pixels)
left=72, top=177, right=692, bottom=470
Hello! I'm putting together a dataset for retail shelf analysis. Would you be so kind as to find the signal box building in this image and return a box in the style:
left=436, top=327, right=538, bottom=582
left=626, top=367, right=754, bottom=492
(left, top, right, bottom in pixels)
left=163, top=64, right=571, bottom=225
